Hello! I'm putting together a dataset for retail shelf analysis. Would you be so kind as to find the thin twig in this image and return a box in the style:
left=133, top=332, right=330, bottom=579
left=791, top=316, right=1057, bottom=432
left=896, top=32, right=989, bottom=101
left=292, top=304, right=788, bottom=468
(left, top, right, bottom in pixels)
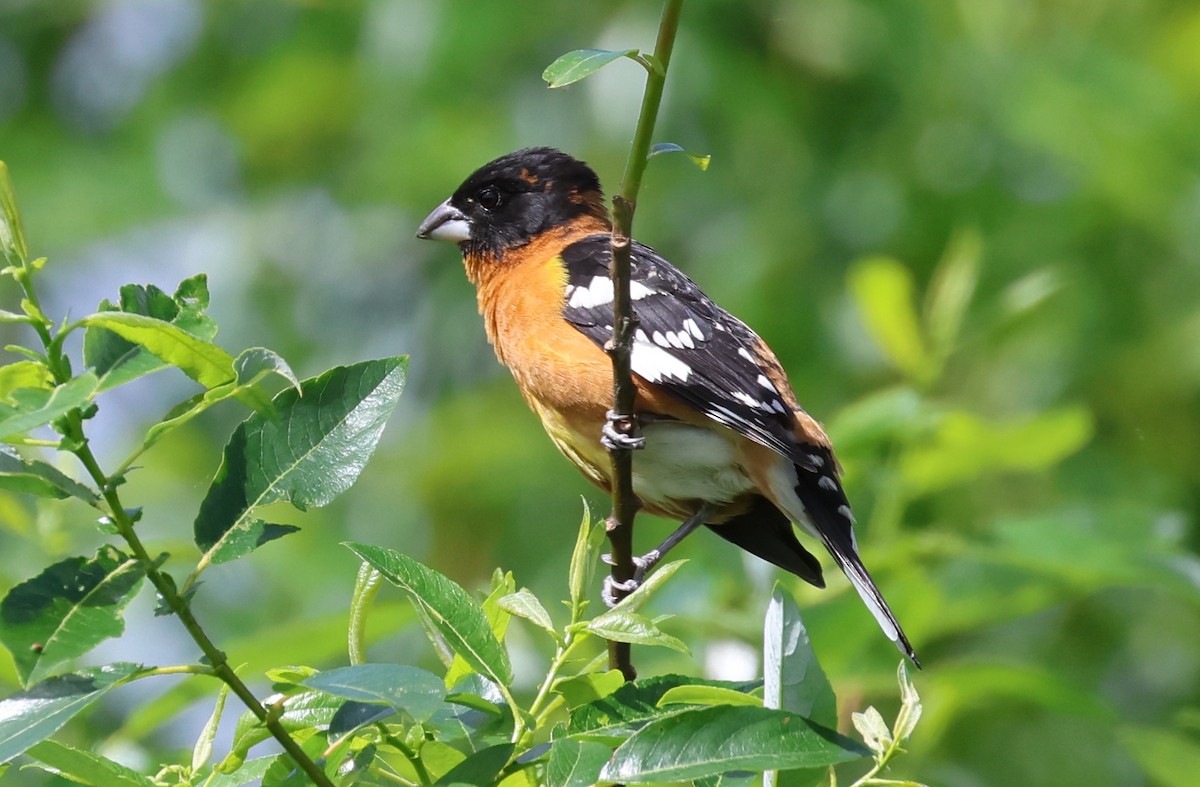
left=605, top=0, right=685, bottom=681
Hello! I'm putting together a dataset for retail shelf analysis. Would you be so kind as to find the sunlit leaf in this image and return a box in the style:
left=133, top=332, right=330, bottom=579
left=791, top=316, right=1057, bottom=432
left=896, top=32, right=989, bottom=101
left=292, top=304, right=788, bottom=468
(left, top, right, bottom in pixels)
left=0, top=663, right=143, bottom=764
left=80, top=312, right=233, bottom=389
left=543, top=48, right=638, bottom=88
left=193, top=683, right=229, bottom=772
left=0, top=547, right=144, bottom=685
left=569, top=674, right=756, bottom=740
left=0, top=360, right=52, bottom=401
left=194, top=358, right=407, bottom=566
left=605, top=559, right=687, bottom=615
left=848, top=256, right=934, bottom=386
left=498, top=588, right=556, bottom=637
left=433, top=743, right=514, bottom=786
left=658, top=684, right=760, bottom=707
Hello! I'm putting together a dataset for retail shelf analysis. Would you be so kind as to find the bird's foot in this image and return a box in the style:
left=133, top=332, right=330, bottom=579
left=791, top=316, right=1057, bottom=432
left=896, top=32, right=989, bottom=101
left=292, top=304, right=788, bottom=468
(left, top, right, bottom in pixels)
left=600, top=553, right=655, bottom=607
left=601, top=409, right=645, bottom=451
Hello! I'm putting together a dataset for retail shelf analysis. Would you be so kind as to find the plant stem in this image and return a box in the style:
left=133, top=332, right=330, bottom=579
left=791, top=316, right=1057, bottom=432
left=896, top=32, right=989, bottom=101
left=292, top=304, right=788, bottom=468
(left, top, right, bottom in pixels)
left=604, top=0, right=685, bottom=683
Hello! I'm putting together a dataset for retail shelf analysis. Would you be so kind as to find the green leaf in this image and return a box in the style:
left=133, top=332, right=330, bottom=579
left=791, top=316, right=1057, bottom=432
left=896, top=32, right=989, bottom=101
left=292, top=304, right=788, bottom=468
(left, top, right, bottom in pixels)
left=345, top=543, right=513, bottom=687
left=601, top=705, right=866, bottom=782
left=567, top=501, right=604, bottom=611
left=606, top=559, right=687, bottom=615
left=0, top=162, right=28, bottom=265
left=205, top=756, right=274, bottom=787
left=0, top=372, right=98, bottom=441
left=763, top=585, right=836, bottom=728
left=569, top=674, right=756, bottom=740
left=848, top=256, right=934, bottom=386
left=763, top=585, right=835, bottom=787
left=0, top=446, right=97, bottom=502
left=497, top=588, right=556, bottom=637
left=25, top=739, right=154, bottom=786
left=924, top=228, right=980, bottom=357
left=545, top=738, right=612, bottom=787
left=586, top=609, right=688, bottom=654
left=851, top=706, right=891, bottom=755
left=894, top=662, right=922, bottom=743
left=192, top=683, right=230, bottom=772
left=543, top=48, right=638, bottom=87
left=648, top=142, right=712, bottom=171
left=658, top=685, right=761, bottom=708
left=223, top=690, right=340, bottom=772
left=1119, top=725, right=1200, bottom=786
left=899, top=406, right=1093, bottom=494
left=433, top=743, right=514, bottom=786
left=0, top=663, right=143, bottom=764
left=0, top=547, right=145, bottom=685
left=0, top=360, right=52, bottom=400
left=446, top=569, right=515, bottom=688
left=80, top=312, right=233, bottom=389
left=234, top=346, right=301, bottom=393
left=194, top=358, right=407, bottom=566
left=302, top=664, right=445, bottom=721
left=555, top=670, right=626, bottom=711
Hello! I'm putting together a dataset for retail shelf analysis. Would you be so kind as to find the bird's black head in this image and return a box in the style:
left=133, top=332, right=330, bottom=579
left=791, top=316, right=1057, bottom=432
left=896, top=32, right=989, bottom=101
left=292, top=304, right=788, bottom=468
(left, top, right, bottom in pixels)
left=417, top=147, right=608, bottom=259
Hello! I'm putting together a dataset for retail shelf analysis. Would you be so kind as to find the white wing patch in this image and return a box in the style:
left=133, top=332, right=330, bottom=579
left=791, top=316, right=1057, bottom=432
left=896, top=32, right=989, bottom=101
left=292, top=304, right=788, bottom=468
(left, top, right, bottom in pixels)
left=567, top=275, right=655, bottom=309
left=631, top=338, right=692, bottom=382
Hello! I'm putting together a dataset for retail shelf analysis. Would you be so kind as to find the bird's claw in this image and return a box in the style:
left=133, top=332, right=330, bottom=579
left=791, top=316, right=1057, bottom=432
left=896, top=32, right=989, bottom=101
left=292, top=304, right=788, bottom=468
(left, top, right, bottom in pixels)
left=602, top=575, right=640, bottom=607
left=602, top=410, right=645, bottom=451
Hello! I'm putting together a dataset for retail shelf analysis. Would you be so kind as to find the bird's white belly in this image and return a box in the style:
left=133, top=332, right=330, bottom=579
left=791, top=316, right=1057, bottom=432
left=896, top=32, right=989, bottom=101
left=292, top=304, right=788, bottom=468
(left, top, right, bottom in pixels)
left=630, top=421, right=755, bottom=508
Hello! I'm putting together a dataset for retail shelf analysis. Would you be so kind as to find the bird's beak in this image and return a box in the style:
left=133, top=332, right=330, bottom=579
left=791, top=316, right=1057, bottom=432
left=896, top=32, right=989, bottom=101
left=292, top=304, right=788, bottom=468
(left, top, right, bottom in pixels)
left=416, top=199, right=471, bottom=244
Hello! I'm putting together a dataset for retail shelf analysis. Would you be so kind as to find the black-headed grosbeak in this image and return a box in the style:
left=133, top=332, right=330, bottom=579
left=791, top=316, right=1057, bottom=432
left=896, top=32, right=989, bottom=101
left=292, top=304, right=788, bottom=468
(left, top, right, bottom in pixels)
left=417, top=147, right=917, bottom=664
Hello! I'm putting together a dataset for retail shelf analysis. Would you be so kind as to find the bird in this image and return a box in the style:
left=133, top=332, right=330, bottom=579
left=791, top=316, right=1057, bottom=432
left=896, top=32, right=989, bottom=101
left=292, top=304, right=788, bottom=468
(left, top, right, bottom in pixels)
left=416, top=147, right=918, bottom=665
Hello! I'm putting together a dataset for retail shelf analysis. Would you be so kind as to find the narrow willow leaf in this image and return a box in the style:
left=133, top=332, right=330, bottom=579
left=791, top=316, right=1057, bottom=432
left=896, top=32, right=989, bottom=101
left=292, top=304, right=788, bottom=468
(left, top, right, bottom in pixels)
left=192, top=683, right=230, bottom=772
left=848, top=256, right=934, bottom=386
left=27, top=739, right=154, bottom=786
left=545, top=738, right=612, bottom=787
left=346, top=543, right=513, bottom=687
left=303, top=664, right=445, bottom=721
left=194, top=358, right=407, bottom=566
left=0, top=446, right=97, bottom=502
left=0, top=162, right=28, bottom=264
left=555, top=670, right=626, bottom=710
left=601, top=705, right=866, bottom=782
left=222, top=691, right=342, bottom=772
left=0, top=663, right=143, bottom=764
left=498, top=588, right=556, bottom=636
left=0, top=547, right=145, bottom=685
left=924, top=228, right=980, bottom=357
left=567, top=501, right=604, bottom=611
left=0, top=372, right=98, bottom=441
left=658, top=685, right=761, bottom=708
left=543, top=48, right=638, bottom=87
left=586, top=609, right=688, bottom=654
left=647, top=142, right=712, bottom=171
left=80, top=312, right=234, bottom=389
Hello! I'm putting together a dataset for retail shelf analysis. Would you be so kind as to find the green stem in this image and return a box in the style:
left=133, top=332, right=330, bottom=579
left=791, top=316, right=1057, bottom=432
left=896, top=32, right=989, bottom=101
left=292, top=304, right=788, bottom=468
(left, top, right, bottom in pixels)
left=377, top=726, right=431, bottom=786
left=604, top=0, right=685, bottom=683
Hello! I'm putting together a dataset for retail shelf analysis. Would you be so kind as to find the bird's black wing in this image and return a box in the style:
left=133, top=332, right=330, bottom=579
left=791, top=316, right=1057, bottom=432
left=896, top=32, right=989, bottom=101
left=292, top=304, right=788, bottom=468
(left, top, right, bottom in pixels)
left=559, top=234, right=821, bottom=468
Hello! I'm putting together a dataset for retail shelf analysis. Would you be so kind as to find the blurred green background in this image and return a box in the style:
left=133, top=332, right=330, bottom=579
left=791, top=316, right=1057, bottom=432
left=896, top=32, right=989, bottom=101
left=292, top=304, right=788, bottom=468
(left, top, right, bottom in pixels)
left=2, top=0, right=1199, bottom=785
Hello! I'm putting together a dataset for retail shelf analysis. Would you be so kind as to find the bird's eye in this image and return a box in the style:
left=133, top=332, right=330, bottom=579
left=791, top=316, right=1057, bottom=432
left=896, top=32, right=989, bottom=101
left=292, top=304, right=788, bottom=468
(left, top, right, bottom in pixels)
left=476, top=185, right=502, bottom=211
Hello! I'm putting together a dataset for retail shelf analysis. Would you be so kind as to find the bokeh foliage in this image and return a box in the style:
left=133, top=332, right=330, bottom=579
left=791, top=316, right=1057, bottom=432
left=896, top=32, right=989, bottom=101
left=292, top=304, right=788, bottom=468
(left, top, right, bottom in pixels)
left=0, top=1, right=1198, bottom=785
